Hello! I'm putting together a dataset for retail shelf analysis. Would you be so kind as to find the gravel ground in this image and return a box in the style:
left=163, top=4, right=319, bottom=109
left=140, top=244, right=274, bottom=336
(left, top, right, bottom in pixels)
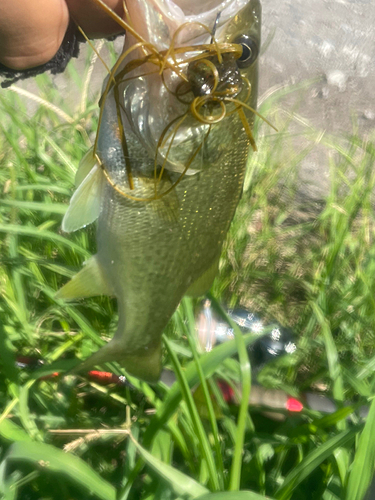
left=259, top=0, right=375, bottom=200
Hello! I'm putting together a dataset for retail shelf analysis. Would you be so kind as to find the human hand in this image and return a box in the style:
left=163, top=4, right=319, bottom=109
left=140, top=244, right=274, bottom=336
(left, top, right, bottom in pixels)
left=0, top=0, right=124, bottom=71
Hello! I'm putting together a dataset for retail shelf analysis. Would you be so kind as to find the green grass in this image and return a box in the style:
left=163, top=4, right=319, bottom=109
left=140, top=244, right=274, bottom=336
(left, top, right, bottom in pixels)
left=1, top=43, right=375, bottom=500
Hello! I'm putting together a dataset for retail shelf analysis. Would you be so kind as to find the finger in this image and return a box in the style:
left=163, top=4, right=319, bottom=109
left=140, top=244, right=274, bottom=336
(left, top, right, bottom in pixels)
left=0, top=0, right=69, bottom=70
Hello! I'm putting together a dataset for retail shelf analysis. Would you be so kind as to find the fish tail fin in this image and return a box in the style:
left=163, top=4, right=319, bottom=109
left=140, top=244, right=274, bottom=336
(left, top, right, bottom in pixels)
left=121, top=340, right=162, bottom=383
left=68, top=341, right=119, bottom=376
left=68, top=338, right=162, bottom=384
left=186, top=256, right=219, bottom=297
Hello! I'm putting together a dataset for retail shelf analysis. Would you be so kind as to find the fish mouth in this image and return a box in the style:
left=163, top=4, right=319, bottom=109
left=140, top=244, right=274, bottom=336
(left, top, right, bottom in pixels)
left=118, top=40, right=249, bottom=175
left=95, top=0, right=260, bottom=187
left=125, top=0, right=253, bottom=50
left=112, top=0, right=255, bottom=175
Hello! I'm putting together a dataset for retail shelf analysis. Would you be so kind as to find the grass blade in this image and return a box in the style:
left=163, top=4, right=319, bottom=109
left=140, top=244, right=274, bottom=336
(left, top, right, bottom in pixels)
left=310, top=301, right=344, bottom=404
left=345, top=396, right=375, bottom=500
left=196, top=492, right=276, bottom=500
left=181, top=298, right=225, bottom=488
left=6, top=441, right=116, bottom=500
left=0, top=199, right=67, bottom=215
left=144, top=331, right=262, bottom=447
left=0, top=224, right=90, bottom=257
left=163, top=334, right=220, bottom=491
left=0, top=419, right=32, bottom=443
left=207, top=294, right=252, bottom=491
left=129, top=431, right=208, bottom=498
left=275, top=428, right=356, bottom=500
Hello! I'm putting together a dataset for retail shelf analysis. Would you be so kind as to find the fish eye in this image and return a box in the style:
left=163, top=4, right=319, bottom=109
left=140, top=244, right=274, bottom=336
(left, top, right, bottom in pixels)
left=234, top=35, right=259, bottom=68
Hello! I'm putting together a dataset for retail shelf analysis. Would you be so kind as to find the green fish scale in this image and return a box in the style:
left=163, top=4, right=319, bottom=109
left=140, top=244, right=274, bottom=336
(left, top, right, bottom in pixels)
left=97, top=110, right=250, bottom=357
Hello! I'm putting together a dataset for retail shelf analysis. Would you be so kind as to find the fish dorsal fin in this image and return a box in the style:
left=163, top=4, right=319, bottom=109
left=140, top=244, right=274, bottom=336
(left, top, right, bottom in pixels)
left=62, top=151, right=104, bottom=233
left=55, top=255, right=114, bottom=300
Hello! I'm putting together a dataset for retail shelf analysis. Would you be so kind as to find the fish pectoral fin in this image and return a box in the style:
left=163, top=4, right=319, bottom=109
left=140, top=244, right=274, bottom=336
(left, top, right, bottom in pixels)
left=75, top=146, right=97, bottom=188
left=55, top=255, right=114, bottom=300
left=186, top=257, right=220, bottom=297
left=62, top=154, right=104, bottom=233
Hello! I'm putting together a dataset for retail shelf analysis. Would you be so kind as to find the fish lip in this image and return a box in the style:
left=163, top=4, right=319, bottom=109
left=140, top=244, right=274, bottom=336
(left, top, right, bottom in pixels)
left=150, top=0, right=251, bottom=31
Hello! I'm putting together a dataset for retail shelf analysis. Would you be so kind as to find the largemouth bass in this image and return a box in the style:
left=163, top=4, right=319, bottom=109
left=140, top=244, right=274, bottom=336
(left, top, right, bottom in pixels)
left=57, top=0, right=262, bottom=382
